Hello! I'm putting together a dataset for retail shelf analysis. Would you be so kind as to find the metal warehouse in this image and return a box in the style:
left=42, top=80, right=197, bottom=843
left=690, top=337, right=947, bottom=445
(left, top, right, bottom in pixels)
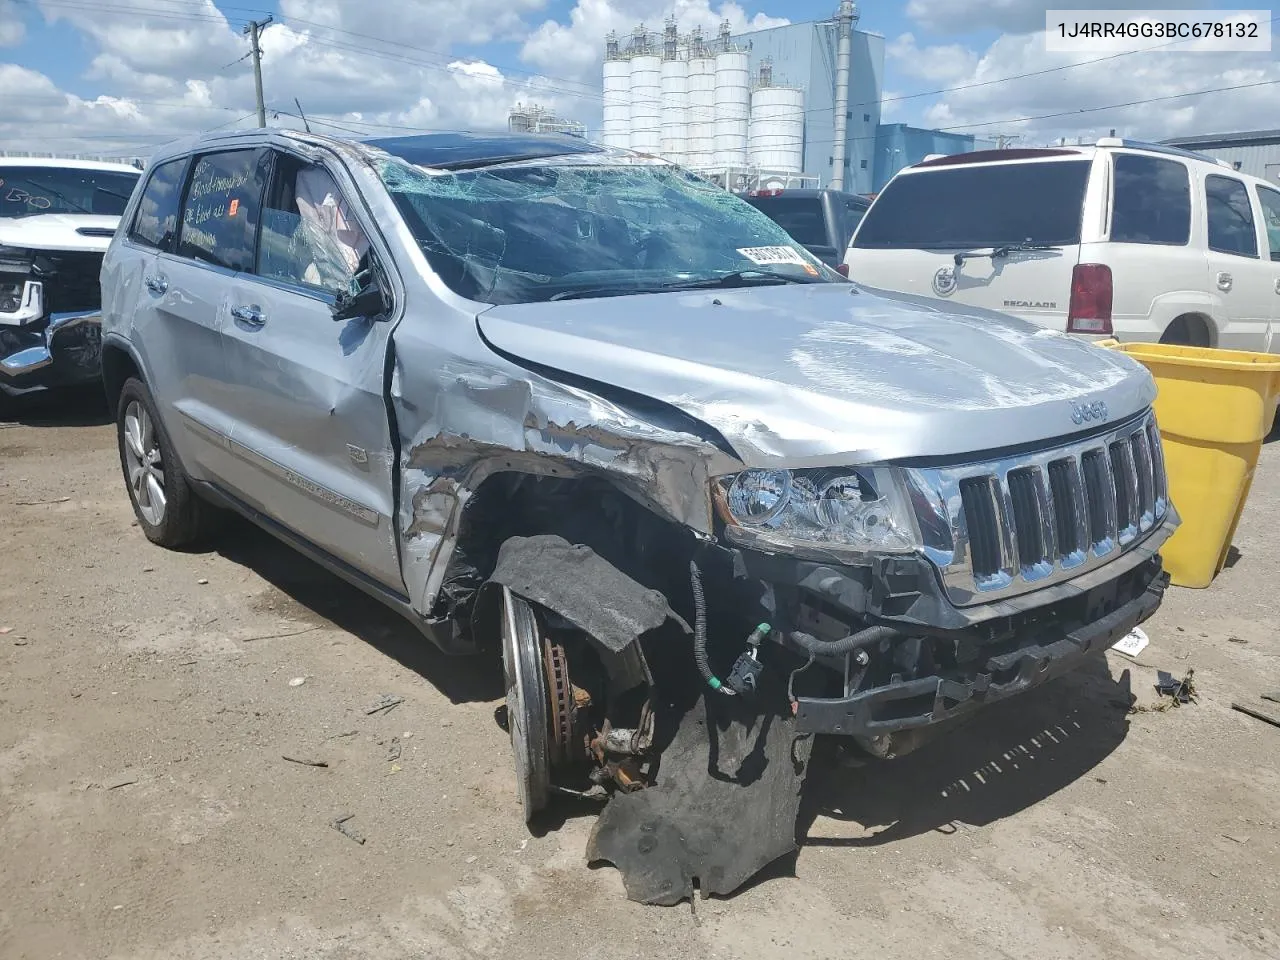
left=1161, top=129, right=1280, bottom=184
left=598, top=2, right=987, bottom=195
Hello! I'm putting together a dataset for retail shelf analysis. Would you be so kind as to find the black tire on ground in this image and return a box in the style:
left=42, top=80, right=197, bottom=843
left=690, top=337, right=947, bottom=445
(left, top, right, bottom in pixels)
left=115, top=376, right=211, bottom=548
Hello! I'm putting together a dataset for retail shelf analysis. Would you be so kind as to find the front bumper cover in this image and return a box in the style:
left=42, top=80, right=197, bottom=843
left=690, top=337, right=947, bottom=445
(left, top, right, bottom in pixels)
left=0, top=311, right=103, bottom=395
left=792, top=557, right=1167, bottom=738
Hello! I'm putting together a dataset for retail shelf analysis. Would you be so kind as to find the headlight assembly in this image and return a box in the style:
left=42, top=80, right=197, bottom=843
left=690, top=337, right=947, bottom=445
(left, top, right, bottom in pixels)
left=714, top=466, right=921, bottom=554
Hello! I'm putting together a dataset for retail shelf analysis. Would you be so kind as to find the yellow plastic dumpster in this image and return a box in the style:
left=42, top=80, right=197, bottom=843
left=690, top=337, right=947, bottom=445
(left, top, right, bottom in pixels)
left=1099, top=341, right=1280, bottom=588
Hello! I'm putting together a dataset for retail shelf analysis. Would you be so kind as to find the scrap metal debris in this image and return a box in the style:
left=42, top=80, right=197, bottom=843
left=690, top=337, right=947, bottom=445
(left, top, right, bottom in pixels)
left=331, top=814, right=366, bottom=845
left=282, top=755, right=329, bottom=768
left=1154, top=669, right=1196, bottom=705
left=1231, top=702, right=1280, bottom=730
left=364, top=694, right=404, bottom=716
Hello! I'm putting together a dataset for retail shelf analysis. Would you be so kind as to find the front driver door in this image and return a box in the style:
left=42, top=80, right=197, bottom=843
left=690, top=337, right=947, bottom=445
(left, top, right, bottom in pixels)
left=214, top=151, right=404, bottom=593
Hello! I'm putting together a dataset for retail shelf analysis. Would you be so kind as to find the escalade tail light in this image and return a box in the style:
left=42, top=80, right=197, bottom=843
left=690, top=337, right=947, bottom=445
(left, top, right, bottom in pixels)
left=1066, top=263, right=1113, bottom=335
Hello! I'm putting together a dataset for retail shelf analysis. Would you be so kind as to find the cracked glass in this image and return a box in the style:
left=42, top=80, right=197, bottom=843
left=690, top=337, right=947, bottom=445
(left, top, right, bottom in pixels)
left=375, top=157, right=833, bottom=304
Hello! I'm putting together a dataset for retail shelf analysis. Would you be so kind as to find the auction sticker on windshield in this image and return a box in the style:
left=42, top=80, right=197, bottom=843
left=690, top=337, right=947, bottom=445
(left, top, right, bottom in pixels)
left=738, top=246, right=809, bottom=267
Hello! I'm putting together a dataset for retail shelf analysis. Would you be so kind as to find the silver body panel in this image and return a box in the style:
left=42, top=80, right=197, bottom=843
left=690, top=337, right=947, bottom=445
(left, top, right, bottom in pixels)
left=100, top=128, right=1166, bottom=626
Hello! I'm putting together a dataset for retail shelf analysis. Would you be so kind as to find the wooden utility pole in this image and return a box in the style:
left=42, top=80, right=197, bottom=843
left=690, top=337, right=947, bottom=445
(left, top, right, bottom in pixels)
left=244, top=15, right=273, bottom=128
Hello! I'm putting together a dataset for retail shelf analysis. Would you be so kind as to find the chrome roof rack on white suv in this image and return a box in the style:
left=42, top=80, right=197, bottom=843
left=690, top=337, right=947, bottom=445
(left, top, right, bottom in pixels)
left=1094, top=137, right=1233, bottom=168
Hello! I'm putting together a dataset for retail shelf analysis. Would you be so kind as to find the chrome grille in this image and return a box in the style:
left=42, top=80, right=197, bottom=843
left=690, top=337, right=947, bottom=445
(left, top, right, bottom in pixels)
left=903, top=411, right=1169, bottom=607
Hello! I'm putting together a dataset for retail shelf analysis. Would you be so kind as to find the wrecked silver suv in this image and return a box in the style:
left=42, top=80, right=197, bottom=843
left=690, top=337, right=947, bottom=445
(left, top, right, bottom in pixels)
left=101, top=130, right=1176, bottom=904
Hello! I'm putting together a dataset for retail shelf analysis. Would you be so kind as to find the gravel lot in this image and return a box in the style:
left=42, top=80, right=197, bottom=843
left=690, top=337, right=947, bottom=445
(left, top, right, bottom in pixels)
left=2, top=388, right=1278, bottom=960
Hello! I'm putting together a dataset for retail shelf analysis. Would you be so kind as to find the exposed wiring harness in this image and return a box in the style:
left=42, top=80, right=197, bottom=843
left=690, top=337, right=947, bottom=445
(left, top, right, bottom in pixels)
left=689, top=559, right=735, bottom=695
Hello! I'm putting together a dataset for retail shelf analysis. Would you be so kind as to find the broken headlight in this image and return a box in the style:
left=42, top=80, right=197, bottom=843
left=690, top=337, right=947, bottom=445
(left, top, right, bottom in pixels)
left=0, top=279, right=43, bottom=325
left=715, top=467, right=921, bottom=553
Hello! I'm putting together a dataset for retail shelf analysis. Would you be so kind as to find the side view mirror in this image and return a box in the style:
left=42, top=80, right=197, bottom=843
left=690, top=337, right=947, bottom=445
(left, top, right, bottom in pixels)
left=332, top=272, right=388, bottom=322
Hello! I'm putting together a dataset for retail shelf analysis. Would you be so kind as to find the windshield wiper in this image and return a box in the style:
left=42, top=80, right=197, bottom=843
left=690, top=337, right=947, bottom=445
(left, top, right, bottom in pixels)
left=547, top=270, right=814, bottom=302
left=952, top=242, right=1061, bottom=267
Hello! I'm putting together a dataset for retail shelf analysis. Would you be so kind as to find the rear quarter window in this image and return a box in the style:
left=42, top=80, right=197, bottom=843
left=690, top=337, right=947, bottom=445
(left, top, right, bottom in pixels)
left=1109, top=154, right=1190, bottom=245
left=852, top=159, right=1091, bottom=249
left=129, top=157, right=187, bottom=251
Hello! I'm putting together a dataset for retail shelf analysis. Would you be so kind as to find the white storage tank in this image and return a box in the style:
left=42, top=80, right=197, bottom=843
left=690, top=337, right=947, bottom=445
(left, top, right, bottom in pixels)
left=713, top=50, right=750, bottom=167
left=686, top=56, right=716, bottom=169
left=601, top=59, right=632, bottom=150
left=629, top=54, right=662, bottom=155
left=748, top=86, right=804, bottom=173
left=659, top=58, right=689, bottom=165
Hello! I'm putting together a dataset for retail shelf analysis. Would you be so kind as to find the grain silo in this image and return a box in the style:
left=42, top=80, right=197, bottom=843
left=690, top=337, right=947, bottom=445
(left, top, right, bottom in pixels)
left=685, top=44, right=717, bottom=169
left=601, top=32, right=631, bottom=150
left=748, top=66, right=805, bottom=174
left=713, top=30, right=750, bottom=168
left=629, top=52, right=662, bottom=155
left=659, top=22, right=688, bottom=165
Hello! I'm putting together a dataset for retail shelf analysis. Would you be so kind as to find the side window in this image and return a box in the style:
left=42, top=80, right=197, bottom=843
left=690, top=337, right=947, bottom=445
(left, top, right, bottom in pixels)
left=177, top=149, right=267, bottom=272
left=1205, top=174, right=1258, bottom=258
left=257, top=154, right=369, bottom=294
left=129, top=157, right=187, bottom=250
left=1255, top=186, right=1280, bottom=262
left=1110, top=154, right=1190, bottom=245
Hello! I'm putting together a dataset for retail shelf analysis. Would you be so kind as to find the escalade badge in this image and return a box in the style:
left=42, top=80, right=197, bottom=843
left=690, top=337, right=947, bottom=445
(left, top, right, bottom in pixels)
left=931, top=266, right=957, bottom=297
left=1070, top=400, right=1109, bottom=425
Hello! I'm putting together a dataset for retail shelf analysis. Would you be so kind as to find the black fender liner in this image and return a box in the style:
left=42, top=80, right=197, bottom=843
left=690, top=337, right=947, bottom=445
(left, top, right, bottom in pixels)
left=472, top=534, right=684, bottom=655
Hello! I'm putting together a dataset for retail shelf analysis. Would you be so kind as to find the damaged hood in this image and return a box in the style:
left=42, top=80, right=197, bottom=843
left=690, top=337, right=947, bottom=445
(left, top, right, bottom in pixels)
left=476, top=283, right=1155, bottom=466
left=0, top=214, right=119, bottom=253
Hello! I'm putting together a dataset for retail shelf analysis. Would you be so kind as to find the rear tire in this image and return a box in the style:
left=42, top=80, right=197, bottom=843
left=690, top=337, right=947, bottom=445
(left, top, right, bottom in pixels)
left=1160, top=316, right=1211, bottom=347
left=116, top=377, right=210, bottom=548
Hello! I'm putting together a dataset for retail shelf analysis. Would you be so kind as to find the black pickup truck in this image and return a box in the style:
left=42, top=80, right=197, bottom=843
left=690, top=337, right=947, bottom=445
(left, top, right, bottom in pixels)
left=742, top=188, right=870, bottom=272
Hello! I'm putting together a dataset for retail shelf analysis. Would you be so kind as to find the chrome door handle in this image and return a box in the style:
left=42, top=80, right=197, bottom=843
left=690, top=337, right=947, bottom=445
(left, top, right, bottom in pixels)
left=1274, top=278, right=1280, bottom=295
left=231, top=304, right=265, bottom=327
left=144, top=274, right=167, bottom=295
left=1217, top=271, right=1233, bottom=292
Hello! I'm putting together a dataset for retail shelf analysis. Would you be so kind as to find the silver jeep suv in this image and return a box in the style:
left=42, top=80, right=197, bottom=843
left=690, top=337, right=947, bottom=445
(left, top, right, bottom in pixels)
left=100, top=129, right=1177, bottom=904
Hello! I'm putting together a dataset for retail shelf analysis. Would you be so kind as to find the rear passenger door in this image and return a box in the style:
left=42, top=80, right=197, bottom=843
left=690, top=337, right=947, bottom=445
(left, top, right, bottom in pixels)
left=214, top=150, right=404, bottom=593
left=1252, top=184, right=1280, bottom=352
left=1204, top=173, right=1271, bottom=349
left=160, top=148, right=271, bottom=481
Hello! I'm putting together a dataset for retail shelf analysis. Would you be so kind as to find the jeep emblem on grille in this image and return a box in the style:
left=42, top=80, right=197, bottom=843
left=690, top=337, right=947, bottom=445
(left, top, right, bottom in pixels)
left=931, top=266, right=957, bottom=297
left=1070, top=400, right=1109, bottom=425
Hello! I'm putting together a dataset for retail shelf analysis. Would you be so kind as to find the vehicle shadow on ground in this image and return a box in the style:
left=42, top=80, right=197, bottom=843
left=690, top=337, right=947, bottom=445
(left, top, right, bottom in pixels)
left=0, top=386, right=111, bottom=427
left=211, top=515, right=502, bottom=705
left=796, top=656, right=1133, bottom=848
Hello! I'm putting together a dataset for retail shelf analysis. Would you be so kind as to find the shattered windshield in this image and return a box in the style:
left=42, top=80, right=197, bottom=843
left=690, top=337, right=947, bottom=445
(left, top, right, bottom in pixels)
left=0, top=166, right=140, bottom=218
left=376, top=156, right=833, bottom=304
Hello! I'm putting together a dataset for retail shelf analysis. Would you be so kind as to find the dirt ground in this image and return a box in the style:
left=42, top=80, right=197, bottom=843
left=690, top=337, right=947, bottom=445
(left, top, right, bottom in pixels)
left=2, top=388, right=1278, bottom=960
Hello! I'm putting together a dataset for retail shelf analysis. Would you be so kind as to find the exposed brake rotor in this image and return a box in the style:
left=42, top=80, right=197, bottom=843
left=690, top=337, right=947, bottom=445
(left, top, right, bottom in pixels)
left=543, top=639, right=575, bottom=766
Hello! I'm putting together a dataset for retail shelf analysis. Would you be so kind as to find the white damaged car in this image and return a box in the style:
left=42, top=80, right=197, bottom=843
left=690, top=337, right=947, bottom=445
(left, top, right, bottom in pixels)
left=0, top=157, right=141, bottom=404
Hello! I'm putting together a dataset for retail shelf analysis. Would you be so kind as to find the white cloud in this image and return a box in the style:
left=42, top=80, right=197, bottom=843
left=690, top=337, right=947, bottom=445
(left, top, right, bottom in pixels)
left=887, top=32, right=976, bottom=84
left=521, top=0, right=789, bottom=80
left=904, top=0, right=1206, bottom=37
left=3, top=0, right=583, bottom=155
left=0, top=0, right=25, bottom=46
left=914, top=32, right=1280, bottom=145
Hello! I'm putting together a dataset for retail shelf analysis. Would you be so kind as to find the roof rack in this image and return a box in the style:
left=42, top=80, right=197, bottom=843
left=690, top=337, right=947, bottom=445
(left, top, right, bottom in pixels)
left=1094, top=137, right=1229, bottom=166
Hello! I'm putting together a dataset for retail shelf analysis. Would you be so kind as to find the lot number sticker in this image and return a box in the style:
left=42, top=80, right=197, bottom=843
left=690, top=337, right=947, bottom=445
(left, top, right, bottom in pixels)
left=738, top=245, right=809, bottom=267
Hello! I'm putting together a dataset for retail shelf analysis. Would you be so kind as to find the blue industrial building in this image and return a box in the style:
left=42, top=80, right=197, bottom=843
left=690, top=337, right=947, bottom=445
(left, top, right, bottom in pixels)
left=733, top=19, right=885, bottom=194
left=871, top=124, right=994, bottom=193
left=732, top=17, right=987, bottom=194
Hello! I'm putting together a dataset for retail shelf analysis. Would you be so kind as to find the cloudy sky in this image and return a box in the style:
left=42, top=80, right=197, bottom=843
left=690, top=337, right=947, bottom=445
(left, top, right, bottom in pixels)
left=0, top=0, right=1276, bottom=159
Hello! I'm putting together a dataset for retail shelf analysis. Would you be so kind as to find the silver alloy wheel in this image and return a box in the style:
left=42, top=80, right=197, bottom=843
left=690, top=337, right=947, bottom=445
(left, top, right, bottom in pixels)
left=123, top=399, right=166, bottom=527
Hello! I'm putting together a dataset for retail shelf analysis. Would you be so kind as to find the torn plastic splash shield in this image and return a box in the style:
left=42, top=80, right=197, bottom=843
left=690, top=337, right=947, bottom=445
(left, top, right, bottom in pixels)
left=587, top=682, right=813, bottom=906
